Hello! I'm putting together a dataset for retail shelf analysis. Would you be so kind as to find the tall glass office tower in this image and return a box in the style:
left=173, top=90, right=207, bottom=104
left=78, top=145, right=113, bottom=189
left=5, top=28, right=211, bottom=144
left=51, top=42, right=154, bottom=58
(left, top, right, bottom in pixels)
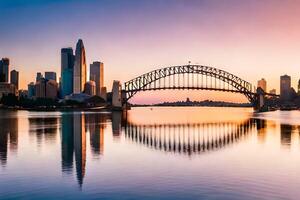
left=61, top=47, right=74, bottom=97
left=73, top=39, right=86, bottom=94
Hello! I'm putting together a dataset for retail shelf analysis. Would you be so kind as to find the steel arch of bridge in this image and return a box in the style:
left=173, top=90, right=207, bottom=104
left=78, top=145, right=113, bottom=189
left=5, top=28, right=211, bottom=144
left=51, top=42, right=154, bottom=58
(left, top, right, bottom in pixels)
left=124, top=65, right=256, bottom=103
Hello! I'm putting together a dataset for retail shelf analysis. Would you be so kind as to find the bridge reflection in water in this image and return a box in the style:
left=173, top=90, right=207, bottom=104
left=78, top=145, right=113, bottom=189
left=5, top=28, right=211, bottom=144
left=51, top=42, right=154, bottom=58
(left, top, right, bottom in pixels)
left=1, top=109, right=300, bottom=189
left=125, top=119, right=260, bottom=155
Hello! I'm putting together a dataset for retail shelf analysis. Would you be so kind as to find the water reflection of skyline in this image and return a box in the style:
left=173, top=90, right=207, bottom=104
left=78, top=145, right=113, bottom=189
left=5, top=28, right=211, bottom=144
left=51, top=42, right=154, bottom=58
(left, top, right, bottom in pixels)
left=29, top=117, right=58, bottom=145
left=281, top=124, right=292, bottom=147
left=60, top=113, right=109, bottom=187
left=0, top=111, right=18, bottom=167
left=1, top=109, right=300, bottom=187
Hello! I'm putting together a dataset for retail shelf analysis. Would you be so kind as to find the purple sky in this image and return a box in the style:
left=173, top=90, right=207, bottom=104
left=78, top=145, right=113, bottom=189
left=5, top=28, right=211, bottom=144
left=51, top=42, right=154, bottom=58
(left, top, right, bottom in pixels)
left=1, top=0, right=300, bottom=103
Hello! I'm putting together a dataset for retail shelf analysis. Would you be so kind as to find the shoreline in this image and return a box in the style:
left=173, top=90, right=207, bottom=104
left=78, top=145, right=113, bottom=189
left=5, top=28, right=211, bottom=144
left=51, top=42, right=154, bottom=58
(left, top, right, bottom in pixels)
left=0, top=105, right=298, bottom=112
left=0, top=106, right=117, bottom=112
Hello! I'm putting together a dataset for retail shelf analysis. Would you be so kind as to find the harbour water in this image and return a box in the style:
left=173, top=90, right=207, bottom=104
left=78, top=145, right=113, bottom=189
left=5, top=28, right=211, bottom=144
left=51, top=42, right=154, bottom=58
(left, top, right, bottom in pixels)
left=0, top=107, right=300, bottom=199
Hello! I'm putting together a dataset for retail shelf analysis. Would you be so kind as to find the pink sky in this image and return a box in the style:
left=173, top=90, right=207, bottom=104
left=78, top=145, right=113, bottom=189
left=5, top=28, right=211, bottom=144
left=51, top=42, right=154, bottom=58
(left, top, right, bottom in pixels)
left=1, top=1, right=300, bottom=103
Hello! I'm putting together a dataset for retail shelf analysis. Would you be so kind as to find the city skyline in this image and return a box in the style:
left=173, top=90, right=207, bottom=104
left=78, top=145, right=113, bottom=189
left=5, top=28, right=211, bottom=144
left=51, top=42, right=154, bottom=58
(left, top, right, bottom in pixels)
left=2, top=1, right=300, bottom=199
left=2, top=0, right=300, bottom=103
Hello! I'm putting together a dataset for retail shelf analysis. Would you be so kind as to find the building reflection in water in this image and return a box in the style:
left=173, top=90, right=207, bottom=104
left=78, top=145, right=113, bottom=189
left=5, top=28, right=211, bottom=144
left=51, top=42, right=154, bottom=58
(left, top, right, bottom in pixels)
left=112, top=111, right=122, bottom=138
left=280, top=124, right=293, bottom=147
left=60, top=112, right=109, bottom=187
left=4, top=109, right=300, bottom=187
left=255, top=118, right=267, bottom=144
left=61, top=114, right=74, bottom=174
left=74, top=114, right=86, bottom=187
left=0, top=111, right=18, bottom=167
left=85, top=114, right=106, bottom=157
left=28, top=117, right=58, bottom=145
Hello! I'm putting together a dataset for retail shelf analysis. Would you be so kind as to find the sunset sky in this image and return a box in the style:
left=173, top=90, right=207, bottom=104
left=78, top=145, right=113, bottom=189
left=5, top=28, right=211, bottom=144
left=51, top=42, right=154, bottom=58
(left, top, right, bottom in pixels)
left=1, top=0, right=300, bottom=103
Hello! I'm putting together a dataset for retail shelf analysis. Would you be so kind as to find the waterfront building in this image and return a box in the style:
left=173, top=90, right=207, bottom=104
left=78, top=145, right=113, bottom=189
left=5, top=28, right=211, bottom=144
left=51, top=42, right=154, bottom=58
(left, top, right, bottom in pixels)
left=73, top=39, right=87, bottom=93
left=280, top=75, right=291, bottom=100
left=35, top=78, right=47, bottom=98
left=84, top=81, right=96, bottom=96
left=10, top=70, right=19, bottom=90
left=46, top=80, right=58, bottom=99
left=0, top=58, right=9, bottom=82
left=90, top=61, right=104, bottom=97
left=269, top=89, right=276, bottom=95
left=257, top=78, right=267, bottom=92
left=45, top=71, right=57, bottom=82
left=19, top=90, right=28, bottom=98
left=36, top=72, right=43, bottom=82
left=61, top=48, right=74, bottom=97
left=28, top=82, right=35, bottom=98
left=65, top=93, right=91, bottom=102
left=100, top=87, right=107, bottom=101
left=112, top=80, right=122, bottom=108
left=0, top=83, right=16, bottom=98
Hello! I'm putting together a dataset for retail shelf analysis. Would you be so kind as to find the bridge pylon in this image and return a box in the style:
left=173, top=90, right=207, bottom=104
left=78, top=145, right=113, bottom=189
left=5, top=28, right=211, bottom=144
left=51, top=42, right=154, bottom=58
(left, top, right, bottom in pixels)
left=254, top=87, right=266, bottom=112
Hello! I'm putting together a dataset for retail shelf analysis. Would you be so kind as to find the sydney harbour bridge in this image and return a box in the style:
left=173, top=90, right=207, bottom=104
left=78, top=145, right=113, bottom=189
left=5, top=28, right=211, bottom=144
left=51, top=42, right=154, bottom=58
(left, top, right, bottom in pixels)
left=117, top=64, right=279, bottom=111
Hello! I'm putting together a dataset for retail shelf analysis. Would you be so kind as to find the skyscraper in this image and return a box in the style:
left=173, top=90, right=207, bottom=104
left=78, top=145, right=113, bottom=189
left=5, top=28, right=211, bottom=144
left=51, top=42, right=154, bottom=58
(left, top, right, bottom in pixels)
left=61, top=48, right=74, bottom=97
left=45, top=72, right=57, bottom=82
left=61, top=48, right=75, bottom=71
left=90, top=61, right=104, bottom=97
left=36, top=72, right=43, bottom=82
left=257, top=78, right=267, bottom=92
left=0, top=58, right=9, bottom=82
left=280, top=75, right=291, bottom=100
left=73, top=39, right=87, bottom=94
left=27, top=82, right=35, bottom=98
left=10, top=70, right=19, bottom=90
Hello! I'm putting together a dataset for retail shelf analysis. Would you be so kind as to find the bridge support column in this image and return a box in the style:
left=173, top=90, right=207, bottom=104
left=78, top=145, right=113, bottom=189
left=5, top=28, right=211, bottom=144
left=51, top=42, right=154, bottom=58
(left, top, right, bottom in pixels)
left=254, top=88, right=265, bottom=112
left=112, top=80, right=122, bottom=110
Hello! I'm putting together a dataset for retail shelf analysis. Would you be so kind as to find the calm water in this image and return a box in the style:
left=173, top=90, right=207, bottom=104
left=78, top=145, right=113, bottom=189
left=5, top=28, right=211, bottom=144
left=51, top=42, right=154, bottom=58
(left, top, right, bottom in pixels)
left=0, top=107, right=300, bottom=199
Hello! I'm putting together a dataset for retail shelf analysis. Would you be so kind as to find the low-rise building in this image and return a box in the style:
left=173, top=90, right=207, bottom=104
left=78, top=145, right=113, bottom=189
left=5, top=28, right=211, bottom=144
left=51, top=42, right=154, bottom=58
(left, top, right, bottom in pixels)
left=0, top=83, right=17, bottom=98
left=46, top=80, right=58, bottom=99
left=100, top=87, right=107, bottom=101
left=84, top=81, right=96, bottom=96
left=19, top=90, right=28, bottom=98
left=35, top=78, right=47, bottom=98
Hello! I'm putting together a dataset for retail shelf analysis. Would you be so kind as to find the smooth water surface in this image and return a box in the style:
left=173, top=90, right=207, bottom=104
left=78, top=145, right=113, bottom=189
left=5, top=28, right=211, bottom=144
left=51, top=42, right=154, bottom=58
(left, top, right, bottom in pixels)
left=0, top=107, right=300, bottom=199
